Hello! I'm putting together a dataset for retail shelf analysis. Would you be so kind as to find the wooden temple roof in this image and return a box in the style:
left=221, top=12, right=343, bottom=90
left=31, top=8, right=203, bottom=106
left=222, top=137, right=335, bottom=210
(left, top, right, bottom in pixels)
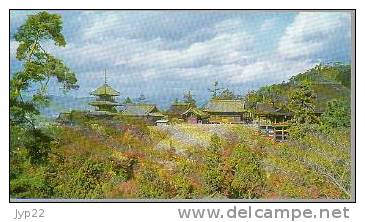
left=121, top=103, right=163, bottom=117
left=167, top=102, right=191, bottom=115
left=90, top=84, right=120, bottom=96
left=88, top=100, right=121, bottom=106
left=204, top=99, right=246, bottom=113
left=182, top=107, right=209, bottom=118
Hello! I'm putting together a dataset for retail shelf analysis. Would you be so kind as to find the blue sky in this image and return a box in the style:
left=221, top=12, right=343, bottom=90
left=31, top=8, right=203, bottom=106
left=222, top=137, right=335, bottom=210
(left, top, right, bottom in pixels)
left=10, top=10, right=352, bottom=107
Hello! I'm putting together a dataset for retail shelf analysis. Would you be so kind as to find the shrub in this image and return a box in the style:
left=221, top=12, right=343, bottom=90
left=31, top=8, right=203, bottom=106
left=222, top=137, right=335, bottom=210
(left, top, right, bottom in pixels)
left=202, top=134, right=225, bottom=195
left=10, top=157, right=50, bottom=198
left=227, top=144, right=266, bottom=198
left=135, top=162, right=172, bottom=198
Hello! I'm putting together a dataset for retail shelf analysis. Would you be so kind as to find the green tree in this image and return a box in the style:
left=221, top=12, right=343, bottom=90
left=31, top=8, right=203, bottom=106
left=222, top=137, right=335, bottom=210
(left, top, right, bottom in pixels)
left=321, top=99, right=351, bottom=128
left=11, top=11, right=78, bottom=128
left=333, top=63, right=351, bottom=88
left=244, top=90, right=262, bottom=110
left=259, top=84, right=286, bottom=107
left=215, top=88, right=239, bottom=100
left=183, top=90, right=197, bottom=107
left=10, top=11, right=78, bottom=198
left=289, top=81, right=318, bottom=124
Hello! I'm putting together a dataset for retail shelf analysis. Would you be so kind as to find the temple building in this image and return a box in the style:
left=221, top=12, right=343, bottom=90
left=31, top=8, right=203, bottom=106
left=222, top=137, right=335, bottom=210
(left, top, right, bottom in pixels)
left=166, top=101, right=191, bottom=119
left=204, top=99, right=250, bottom=124
left=88, top=71, right=121, bottom=115
left=181, top=107, right=209, bottom=124
left=120, top=103, right=165, bottom=125
left=255, top=102, right=292, bottom=124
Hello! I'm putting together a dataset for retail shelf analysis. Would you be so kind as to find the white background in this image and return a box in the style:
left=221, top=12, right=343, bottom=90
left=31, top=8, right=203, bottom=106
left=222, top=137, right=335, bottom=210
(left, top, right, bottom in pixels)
left=1, top=0, right=363, bottom=221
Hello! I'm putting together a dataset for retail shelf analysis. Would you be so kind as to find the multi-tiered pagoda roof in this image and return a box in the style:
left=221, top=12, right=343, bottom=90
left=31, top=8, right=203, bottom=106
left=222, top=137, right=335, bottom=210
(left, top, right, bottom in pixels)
left=88, top=72, right=121, bottom=114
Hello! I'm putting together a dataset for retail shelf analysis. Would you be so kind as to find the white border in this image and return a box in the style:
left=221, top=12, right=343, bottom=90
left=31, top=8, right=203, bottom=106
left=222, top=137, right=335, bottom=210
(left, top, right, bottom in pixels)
left=1, top=1, right=363, bottom=222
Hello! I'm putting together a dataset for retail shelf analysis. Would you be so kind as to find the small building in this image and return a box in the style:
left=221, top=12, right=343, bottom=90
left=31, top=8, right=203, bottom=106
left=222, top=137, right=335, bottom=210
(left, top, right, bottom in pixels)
left=181, top=107, right=209, bottom=124
left=120, top=103, right=165, bottom=125
left=204, top=99, right=249, bottom=124
left=167, top=102, right=191, bottom=119
left=255, top=103, right=292, bottom=142
left=255, top=102, right=292, bottom=124
left=88, top=74, right=121, bottom=115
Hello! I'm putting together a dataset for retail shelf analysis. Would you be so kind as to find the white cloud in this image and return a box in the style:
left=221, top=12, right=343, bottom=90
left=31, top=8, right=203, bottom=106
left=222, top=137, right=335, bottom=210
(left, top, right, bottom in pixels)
left=214, top=19, right=245, bottom=33
left=80, top=12, right=132, bottom=41
left=260, top=18, right=278, bottom=32
left=47, top=13, right=334, bottom=95
left=227, top=57, right=317, bottom=84
left=11, top=11, right=351, bottom=102
left=278, top=12, right=351, bottom=60
left=122, top=22, right=255, bottom=70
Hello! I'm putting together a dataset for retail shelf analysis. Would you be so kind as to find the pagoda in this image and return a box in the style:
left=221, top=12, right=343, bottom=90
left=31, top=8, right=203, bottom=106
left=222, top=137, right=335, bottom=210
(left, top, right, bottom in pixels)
left=89, top=70, right=121, bottom=113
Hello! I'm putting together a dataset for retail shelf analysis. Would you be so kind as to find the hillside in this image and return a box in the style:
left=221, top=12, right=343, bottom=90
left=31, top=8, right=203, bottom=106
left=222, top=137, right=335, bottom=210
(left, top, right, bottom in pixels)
left=245, top=63, right=351, bottom=112
left=10, top=114, right=351, bottom=199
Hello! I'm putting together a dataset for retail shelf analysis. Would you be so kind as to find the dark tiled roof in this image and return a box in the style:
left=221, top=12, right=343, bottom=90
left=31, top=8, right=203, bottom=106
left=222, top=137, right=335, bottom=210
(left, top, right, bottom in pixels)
left=121, top=104, right=160, bottom=116
left=167, top=103, right=190, bottom=115
left=204, top=99, right=246, bottom=113
left=256, top=103, right=276, bottom=114
left=89, top=100, right=120, bottom=106
left=256, top=103, right=292, bottom=116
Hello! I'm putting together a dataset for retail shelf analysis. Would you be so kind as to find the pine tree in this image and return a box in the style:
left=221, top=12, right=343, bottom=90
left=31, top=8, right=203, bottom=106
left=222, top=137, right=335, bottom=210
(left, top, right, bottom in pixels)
left=183, top=90, right=196, bottom=107
left=289, top=81, right=319, bottom=124
left=208, top=81, right=223, bottom=99
left=215, top=88, right=238, bottom=100
left=10, top=11, right=78, bottom=164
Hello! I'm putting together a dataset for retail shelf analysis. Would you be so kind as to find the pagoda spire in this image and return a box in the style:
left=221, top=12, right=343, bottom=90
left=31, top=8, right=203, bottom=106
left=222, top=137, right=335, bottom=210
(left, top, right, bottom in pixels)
left=89, top=69, right=120, bottom=113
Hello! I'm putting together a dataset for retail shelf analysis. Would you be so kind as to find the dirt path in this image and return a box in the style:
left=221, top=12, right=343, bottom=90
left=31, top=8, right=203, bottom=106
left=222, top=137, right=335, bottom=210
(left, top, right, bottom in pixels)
left=150, top=124, right=238, bottom=153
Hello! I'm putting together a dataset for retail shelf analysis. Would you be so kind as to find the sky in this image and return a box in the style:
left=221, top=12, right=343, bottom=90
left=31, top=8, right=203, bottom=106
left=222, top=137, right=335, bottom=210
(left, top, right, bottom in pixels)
left=10, top=10, right=352, bottom=108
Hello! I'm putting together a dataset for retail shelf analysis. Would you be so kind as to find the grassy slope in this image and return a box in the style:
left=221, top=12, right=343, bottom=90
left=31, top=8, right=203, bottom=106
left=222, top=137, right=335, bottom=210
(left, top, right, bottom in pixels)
left=11, top=116, right=350, bottom=199
left=148, top=124, right=351, bottom=199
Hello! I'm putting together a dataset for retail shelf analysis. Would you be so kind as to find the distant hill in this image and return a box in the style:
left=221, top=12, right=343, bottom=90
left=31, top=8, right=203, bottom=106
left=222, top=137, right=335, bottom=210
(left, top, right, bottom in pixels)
left=245, top=63, right=351, bottom=111
left=41, top=96, right=94, bottom=118
left=289, top=63, right=351, bottom=89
